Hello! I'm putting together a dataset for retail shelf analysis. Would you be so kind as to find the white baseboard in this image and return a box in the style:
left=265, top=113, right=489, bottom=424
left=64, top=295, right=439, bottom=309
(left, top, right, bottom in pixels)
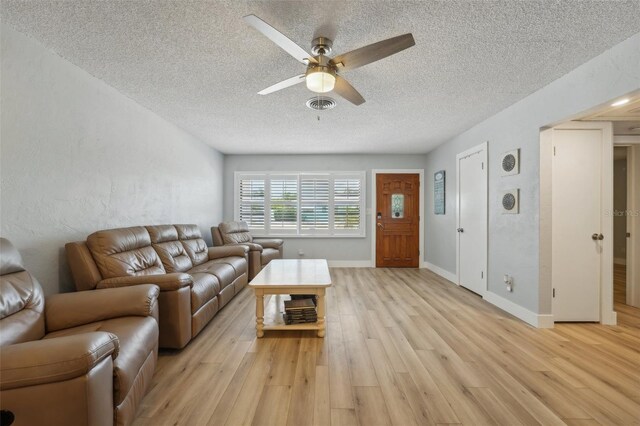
left=614, top=257, right=627, bottom=266
left=483, top=291, right=554, bottom=328
left=601, top=310, right=617, bottom=325
left=423, top=261, right=457, bottom=283
left=327, top=260, right=373, bottom=268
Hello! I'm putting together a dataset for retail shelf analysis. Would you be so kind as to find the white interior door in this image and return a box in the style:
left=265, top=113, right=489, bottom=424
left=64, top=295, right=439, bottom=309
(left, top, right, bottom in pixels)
left=457, top=143, right=487, bottom=296
left=552, top=129, right=603, bottom=321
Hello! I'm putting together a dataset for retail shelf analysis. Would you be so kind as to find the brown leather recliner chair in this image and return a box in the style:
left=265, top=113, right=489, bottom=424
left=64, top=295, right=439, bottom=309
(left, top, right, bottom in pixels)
left=211, top=221, right=284, bottom=280
left=0, top=238, right=160, bottom=426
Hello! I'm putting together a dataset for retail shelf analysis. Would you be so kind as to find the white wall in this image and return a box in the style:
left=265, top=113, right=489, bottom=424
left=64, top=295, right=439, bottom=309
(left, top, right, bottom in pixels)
left=424, top=33, right=640, bottom=316
left=223, top=154, right=427, bottom=263
left=1, top=26, right=225, bottom=295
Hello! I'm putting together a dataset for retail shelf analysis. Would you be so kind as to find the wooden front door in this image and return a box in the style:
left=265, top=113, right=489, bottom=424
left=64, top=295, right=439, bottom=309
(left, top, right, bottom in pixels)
left=376, top=173, right=420, bottom=267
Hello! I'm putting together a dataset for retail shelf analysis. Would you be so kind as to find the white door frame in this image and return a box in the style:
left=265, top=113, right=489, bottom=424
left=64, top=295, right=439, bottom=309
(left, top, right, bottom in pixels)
left=371, top=169, right=425, bottom=268
left=616, top=136, right=640, bottom=307
left=455, top=142, right=488, bottom=294
left=543, top=121, right=616, bottom=325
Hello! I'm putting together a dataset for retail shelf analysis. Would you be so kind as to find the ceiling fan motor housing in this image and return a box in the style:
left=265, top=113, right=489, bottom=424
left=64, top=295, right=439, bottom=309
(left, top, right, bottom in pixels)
left=311, top=37, right=333, bottom=56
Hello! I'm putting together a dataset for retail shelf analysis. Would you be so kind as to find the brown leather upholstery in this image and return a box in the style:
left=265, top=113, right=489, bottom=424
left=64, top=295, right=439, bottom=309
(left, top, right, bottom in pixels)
left=87, top=227, right=165, bottom=279
left=212, top=221, right=284, bottom=280
left=0, top=238, right=159, bottom=426
left=66, top=224, right=249, bottom=349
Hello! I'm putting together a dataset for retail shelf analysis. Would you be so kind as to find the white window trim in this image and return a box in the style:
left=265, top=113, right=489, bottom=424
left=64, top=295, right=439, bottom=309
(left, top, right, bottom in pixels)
left=234, top=171, right=366, bottom=238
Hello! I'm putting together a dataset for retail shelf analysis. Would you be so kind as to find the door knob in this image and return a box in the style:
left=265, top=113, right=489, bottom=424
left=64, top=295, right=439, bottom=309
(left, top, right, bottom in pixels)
left=377, top=223, right=384, bottom=229
left=592, top=233, right=604, bottom=241
left=457, top=228, right=464, bottom=233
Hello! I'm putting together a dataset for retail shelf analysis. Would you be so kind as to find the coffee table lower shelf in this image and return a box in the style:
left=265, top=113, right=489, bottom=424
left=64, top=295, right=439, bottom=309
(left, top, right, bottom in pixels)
left=255, top=290, right=326, bottom=338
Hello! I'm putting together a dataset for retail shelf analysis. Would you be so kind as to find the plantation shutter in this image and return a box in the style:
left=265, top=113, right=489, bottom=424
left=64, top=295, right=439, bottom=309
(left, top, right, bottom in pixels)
left=334, top=177, right=362, bottom=233
left=300, top=176, right=331, bottom=234
left=236, top=171, right=365, bottom=236
left=238, top=177, right=265, bottom=230
left=269, top=176, right=298, bottom=233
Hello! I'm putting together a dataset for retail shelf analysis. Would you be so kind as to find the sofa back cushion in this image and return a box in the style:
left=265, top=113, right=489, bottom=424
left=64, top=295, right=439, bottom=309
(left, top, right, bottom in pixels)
left=86, top=226, right=165, bottom=278
left=219, top=221, right=253, bottom=245
left=147, top=225, right=193, bottom=273
left=0, top=238, right=45, bottom=346
left=175, top=224, right=209, bottom=266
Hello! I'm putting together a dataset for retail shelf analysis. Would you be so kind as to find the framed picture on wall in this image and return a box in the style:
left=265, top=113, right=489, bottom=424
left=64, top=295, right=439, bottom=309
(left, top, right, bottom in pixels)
left=434, top=170, right=445, bottom=215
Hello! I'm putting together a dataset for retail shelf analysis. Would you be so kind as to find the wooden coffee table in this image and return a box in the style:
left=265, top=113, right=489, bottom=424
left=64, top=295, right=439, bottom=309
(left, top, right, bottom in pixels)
left=249, top=259, right=332, bottom=338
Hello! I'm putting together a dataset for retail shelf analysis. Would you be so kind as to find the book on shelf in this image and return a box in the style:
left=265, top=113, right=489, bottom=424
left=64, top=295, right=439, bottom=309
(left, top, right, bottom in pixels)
left=283, top=313, right=317, bottom=325
left=283, top=296, right=317, bottom=324
left=284, top=298, right=316, bottom=311
left=290, top=294, right=318, bottom=305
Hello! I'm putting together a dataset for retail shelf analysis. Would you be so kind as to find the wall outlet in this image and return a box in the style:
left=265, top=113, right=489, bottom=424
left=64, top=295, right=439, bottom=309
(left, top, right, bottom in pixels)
left=504, top=274, right=513, bottom=292
left=298, top=249, right=305, bottom=257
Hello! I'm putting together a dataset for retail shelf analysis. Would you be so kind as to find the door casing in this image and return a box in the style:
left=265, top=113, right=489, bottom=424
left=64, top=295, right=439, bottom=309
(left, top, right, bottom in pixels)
left=371, top=169, right=425, bottom=268
left=455, top=142, right=488, bottom=295
left=615, top=136, right=640, bottom=307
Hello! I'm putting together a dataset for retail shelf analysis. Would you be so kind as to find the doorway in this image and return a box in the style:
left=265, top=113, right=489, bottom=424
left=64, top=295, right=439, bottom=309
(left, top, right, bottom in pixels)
left=456, top=142, right=488, bottom=296
left=614, top=140, right=640, bottom=309
left=373, top=171, right=423, bottom=268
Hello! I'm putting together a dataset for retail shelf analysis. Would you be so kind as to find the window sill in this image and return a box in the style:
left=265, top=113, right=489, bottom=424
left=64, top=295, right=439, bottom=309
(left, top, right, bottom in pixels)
left=251, top=234, right=366, bottom=239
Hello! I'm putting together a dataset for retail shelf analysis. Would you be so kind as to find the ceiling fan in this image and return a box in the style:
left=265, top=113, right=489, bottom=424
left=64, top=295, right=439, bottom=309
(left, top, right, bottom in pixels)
left=243, top=14, right=415, bottom=106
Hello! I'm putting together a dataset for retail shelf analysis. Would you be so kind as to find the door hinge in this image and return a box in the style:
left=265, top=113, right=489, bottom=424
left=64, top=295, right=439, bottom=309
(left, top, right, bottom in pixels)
left=481, top=271, right=484, bottom=279
left=553, top=146, right=556, bottom=156
left=627, top=232, right=631, bottom=238
left=552, top=288, right=556, bottom=298
left=481, top=162, right=484, bottom=170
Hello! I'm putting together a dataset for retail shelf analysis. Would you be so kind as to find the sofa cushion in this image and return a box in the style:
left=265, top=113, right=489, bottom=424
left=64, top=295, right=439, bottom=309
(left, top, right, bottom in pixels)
left=146, top=225, right=194, bottom=273
left=175, top=225, right=209, bottom=266
left=146, top=225, right=178, bottom=244
left=44, top=316, right=158, bottom=405
left=188, top=262, right=236, bottom=291
left=219, top=221, right=253, bottom=245
left=87, top=227, right=165, bottom=278
left=0, top=272, right=46, bottom=346
left=207, top=257, right=248, bottom=277
left=261, top=248, right=281, bottom=266
left=190, top=273, right=220, bottom=314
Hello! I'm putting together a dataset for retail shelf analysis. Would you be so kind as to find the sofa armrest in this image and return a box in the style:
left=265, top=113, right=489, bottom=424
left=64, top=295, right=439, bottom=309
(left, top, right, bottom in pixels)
left=254, top=238, right=284, bottom=249
left=97, top=273, right=192, bottom=291
left=0, top=332, right=118, bottom=390
left=208, top=245, right=248, bottom=259
left=45, top=285, right=159, bottom=332
left=235, top=242, right=263, bottom=252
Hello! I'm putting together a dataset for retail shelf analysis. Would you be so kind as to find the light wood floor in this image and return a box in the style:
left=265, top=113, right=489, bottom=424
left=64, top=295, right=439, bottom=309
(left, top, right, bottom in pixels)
left=133, top=268, right=640, bottom=426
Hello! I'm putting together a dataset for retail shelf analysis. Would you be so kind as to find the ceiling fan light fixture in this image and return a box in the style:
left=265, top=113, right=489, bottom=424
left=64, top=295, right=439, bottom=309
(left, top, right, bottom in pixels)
left=306, top=67, right=335, bottom=93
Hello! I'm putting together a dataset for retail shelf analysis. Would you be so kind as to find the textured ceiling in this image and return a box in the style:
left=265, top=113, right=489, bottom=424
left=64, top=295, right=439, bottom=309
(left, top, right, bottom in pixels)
left=2, top=1, right=640, bottom=154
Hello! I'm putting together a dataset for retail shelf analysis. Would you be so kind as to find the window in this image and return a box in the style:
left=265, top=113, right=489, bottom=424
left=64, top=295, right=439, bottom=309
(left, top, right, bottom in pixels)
left=235, top=171, right=365, bottom=237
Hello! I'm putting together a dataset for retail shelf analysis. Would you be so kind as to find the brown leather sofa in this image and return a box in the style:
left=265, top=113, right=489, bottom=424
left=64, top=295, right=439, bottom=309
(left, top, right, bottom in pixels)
left=211, top=221, right=284, bottom=280
left=0, top=238, right=159, bottom=426
left=66, top=224, right=248, bottom=349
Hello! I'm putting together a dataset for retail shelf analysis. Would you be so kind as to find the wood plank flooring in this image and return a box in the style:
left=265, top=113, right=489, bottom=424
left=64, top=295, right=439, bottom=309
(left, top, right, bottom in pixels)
left=133, top=268, right=640, bottom=426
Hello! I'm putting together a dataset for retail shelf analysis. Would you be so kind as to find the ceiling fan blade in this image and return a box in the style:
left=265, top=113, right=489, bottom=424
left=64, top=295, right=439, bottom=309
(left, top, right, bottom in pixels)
left=333, top=75, right=365, bottom=106
left=243, top=14, right=317, bottom=65
left=258, top=74, right=306, bottom=95
left=330, top=33, right=415, bottom=71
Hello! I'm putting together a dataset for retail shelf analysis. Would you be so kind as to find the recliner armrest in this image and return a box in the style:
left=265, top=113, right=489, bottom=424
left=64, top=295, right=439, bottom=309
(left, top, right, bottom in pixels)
left=254, top=238, right=284, bottom=249
left=0, top=332, right=118, bottom=390
left=97, top=273, right=192, bottom=291
left=45, top=285, right=160, bottom=332
left=208, top=245, right=248, bottom=259
left=236, top=242, right=263, bottom=252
